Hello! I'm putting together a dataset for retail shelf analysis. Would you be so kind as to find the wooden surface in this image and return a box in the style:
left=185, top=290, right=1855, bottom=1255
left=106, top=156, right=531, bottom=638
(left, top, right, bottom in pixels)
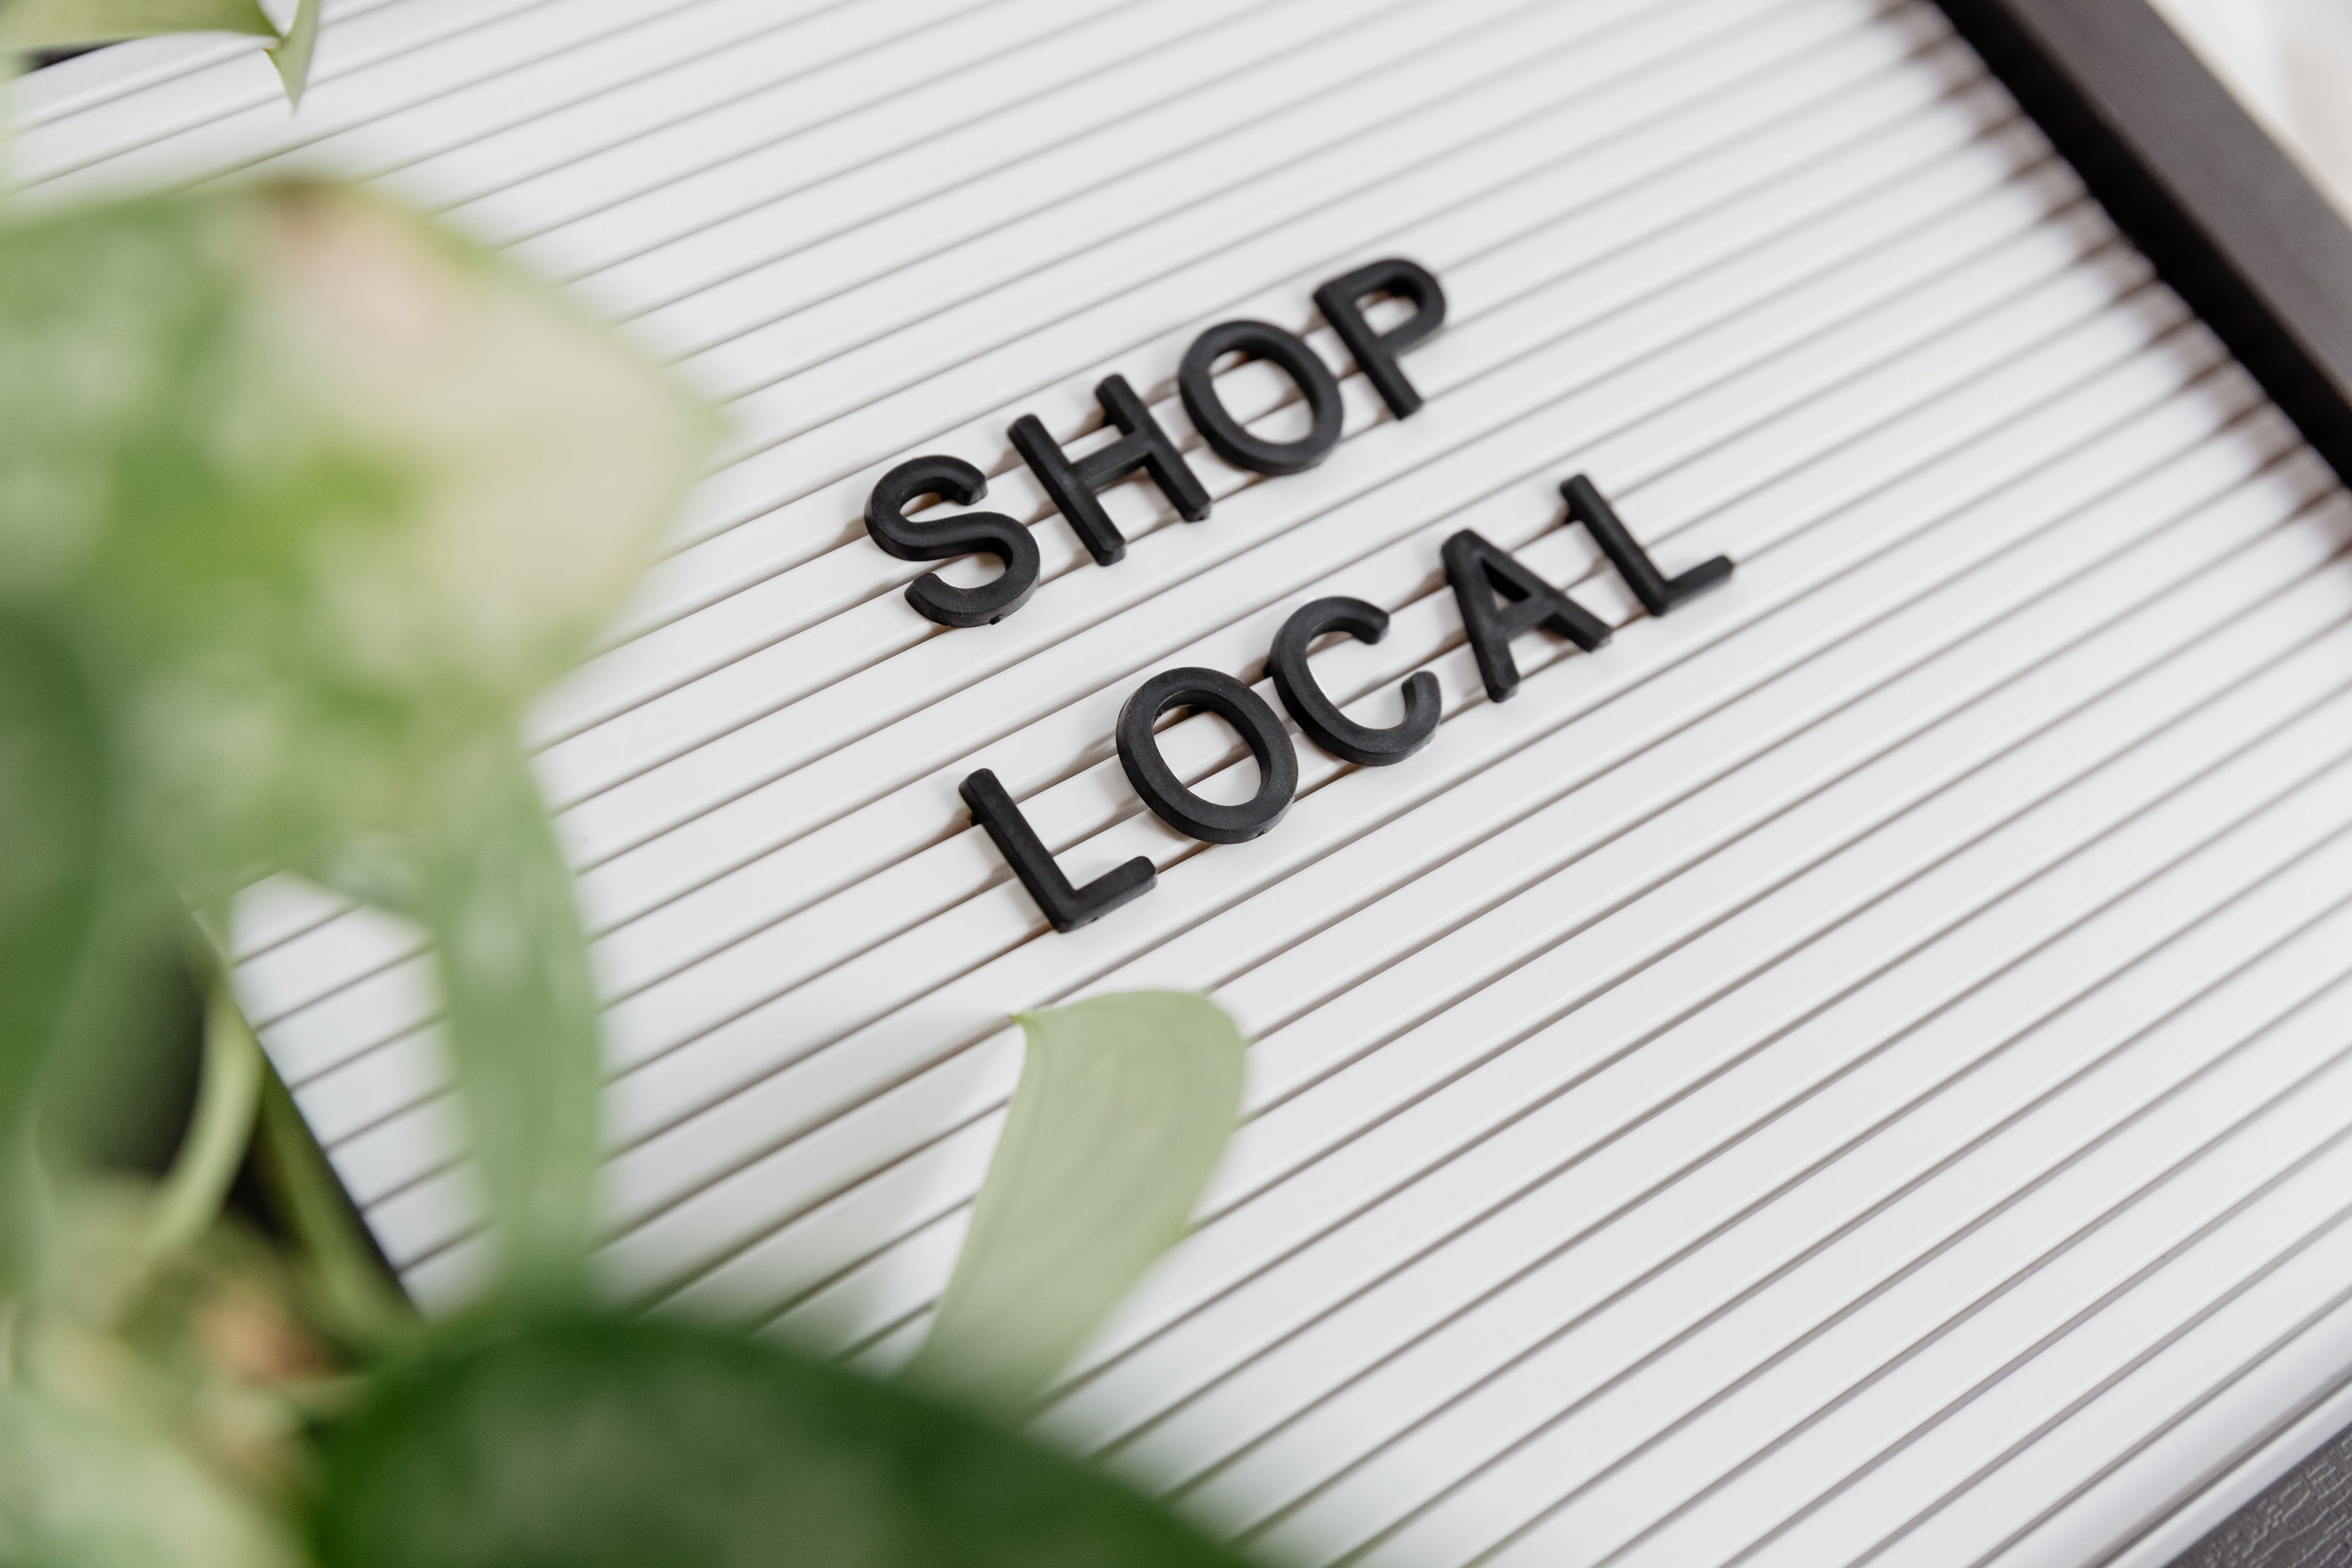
left=2177, top=1418, right=2352, bottom=1566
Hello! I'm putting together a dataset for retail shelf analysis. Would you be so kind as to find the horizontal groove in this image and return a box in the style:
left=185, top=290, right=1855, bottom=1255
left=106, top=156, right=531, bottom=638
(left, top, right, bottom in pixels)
left=327, top=324, right=2276, bottom=1279
left=725, top=595, right=2352, bottom=1364
left=492, top=353, right=2276, bottom=1298
left=28, top=0, right=2330, bottom=1561
left=242, top=49, right=2036, bottom=1051
left=1319, top=861, right=2352, bottom=1563
left=701, top=477, right=2352, bottom=1383
left=327, top=239, right=2220, bottom=1232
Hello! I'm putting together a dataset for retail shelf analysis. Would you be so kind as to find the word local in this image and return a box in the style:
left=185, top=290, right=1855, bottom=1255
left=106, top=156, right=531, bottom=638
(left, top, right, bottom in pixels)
left=858, top=261, right=1734, bottom=935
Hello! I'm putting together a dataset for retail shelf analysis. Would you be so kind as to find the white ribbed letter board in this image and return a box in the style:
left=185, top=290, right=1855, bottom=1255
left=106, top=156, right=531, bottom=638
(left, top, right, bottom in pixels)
left=28, top=0, right=2352, bottom=1562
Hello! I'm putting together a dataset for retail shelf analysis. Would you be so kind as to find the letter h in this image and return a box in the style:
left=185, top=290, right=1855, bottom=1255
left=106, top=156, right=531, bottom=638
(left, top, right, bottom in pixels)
left=1009, top=375, right=1210, bottom=567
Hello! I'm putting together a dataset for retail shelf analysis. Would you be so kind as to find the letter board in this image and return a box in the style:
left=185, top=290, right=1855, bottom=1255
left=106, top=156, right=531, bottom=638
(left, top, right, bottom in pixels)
left=21, top=0, right=2352, bottom=1562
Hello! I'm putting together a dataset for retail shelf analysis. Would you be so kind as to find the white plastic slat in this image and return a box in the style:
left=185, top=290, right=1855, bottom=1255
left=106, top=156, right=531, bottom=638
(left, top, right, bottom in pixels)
left=246, top=23, right=2018, bottom=1081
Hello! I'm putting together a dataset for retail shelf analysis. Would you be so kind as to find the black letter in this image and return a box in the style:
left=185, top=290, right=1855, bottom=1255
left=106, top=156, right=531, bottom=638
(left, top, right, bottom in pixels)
left=961, top=769, right=1154, bottom=932
left=864, top=456, right=1040, bottom=628
left=1313, top=258, right=1446, bottom=419
left=1562, top=474, right=1732, bottom=615
left=1269, top=597, right=1438, bottom=766
left=1009, top=375, right=1210, bottom=567
left=1117, top=668, right=1299, bottom=844
left=1179, top=320, right=1344, bottom=475
left=1442, top=530, right=1610, bottom=703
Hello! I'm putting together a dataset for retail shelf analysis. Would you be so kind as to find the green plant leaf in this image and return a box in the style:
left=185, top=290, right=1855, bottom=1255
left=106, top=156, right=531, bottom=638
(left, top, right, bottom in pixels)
left=0, top=616, right=111, bottom=1298
left=4, top=1187, right=324, bottom=1563
left=415, top=740, right=604, bottom=1304
left=0, top=183, right=710, bottom=1300
left=4, top=0, right=276, bottom=48
left=265, top=0, right=317, bottom=105
left=905, top=992, right=1245, bottom=1417
left=7, top=0, right=322, bottom=106
left=0, top=1373, right=304, bottom=1568
left=314, top=1314, right=1255, bottom=1568
left=0, top=181, right=713, bottom=913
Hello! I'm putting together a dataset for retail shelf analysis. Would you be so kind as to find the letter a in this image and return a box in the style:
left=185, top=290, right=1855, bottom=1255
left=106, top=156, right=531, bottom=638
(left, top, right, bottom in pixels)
left=1441, top=530, right=1610, bottom=703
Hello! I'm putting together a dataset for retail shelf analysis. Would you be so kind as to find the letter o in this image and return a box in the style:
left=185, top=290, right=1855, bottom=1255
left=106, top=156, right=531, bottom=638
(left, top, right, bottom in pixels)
left=1178, top=320, right=1344, bottom=475
left=1116, top=667, right=1299, bottom=844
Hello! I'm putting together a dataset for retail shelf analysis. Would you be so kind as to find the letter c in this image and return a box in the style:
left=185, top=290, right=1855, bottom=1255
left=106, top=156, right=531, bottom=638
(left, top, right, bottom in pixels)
left=1269, top=597, right=1439, bottom=766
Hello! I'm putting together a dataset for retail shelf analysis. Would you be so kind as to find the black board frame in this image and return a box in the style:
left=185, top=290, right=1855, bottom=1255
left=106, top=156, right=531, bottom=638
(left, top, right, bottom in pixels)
left=1933, top=0, right=2352, bottom=492
left=1931, top=2, right=2352, bottom=1562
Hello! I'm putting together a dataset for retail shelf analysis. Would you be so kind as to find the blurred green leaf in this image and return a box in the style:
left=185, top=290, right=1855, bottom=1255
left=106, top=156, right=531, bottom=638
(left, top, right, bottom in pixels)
left=0, top=183, right=709, bottom=1297
left=0, top=615, right=111, bottom=1298
left=0, top=1372, right=305, bottom=1568
left=6, top=0, right=320, bottom=108
left=5, top=0, right=276, bottom=48
left=32, top=923, right=203, bottom=1180
left=906, top=992, right=1245, bottom=1417
left=0, top=181, right=711, bottom=911
left=416, top=741, right=604, bottom=1303
left=265, top=0, right=318, bottom=105
left=2, top=1181, right=322, bottom=1568
left=315, top=1314, right=1254, bottom=1568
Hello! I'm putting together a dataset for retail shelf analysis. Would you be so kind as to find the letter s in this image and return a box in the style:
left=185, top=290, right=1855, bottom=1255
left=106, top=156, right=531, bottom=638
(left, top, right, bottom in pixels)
left=864, top=455, right=1040, bottom=628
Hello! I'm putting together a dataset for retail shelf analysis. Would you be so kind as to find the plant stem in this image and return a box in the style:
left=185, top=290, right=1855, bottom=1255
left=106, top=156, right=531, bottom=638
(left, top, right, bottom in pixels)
left=253, top=1067, right=412, bottom=1346
left=135, top=969, right=264, bottom=1278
